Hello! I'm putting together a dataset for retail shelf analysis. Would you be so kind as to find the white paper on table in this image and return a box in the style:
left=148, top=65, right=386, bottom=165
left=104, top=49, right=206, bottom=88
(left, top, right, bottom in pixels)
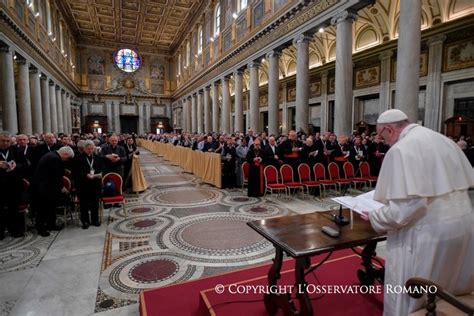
left=331, top=190, right=385, bottom=215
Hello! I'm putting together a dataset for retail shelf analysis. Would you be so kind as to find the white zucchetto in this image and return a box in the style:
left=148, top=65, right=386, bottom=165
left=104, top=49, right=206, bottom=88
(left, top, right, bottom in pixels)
left=377, top=109, right=409, bottom=124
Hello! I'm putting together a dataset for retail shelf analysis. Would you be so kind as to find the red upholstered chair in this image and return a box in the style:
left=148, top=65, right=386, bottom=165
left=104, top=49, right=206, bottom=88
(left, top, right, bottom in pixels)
left=297, top=163, right=320, bottom=196
left=343, top=162, right=368, bottom=189
left=280, top=164, right=303, bottom=195
left=263, top=165, right=287, bottom=197
left=328, top=162, right=352, bottom=193
left=313, top=163, right=337, bottom=197
left=241, top=161, right=249, bottom=189
left=101, top=172, right=126, bottom=222
left=359, top=161, right=378, bottom=187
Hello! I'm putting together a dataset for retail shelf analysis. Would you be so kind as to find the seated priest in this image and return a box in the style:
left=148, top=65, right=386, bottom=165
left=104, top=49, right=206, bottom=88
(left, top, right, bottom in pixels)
left=361, top=109, right=474, bottom=316
left=300, top=137, right=318, bottom=168
left=281, top=130, right=303, bottom=178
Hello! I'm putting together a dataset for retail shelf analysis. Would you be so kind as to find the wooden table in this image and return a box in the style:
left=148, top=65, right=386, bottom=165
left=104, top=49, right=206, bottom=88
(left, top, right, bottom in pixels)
left=247, top=209, right=386, bottom=316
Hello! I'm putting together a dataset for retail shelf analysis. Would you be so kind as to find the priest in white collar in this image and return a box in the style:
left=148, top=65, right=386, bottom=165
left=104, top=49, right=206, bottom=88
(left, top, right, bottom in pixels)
left=361, top=109, right=474, bottom=316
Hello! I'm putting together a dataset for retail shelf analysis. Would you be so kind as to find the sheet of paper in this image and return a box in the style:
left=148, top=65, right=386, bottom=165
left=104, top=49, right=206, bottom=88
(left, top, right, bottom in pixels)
left=331, top=190, right=385, bottom=215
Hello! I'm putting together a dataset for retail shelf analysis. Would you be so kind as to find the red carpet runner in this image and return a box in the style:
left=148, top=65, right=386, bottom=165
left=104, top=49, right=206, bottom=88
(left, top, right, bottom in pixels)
left=139, top=249, right=383, bottom=316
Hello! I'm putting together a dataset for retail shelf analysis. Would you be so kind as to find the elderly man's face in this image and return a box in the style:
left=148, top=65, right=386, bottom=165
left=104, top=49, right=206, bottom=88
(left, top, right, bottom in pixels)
left=109, top=137, right=118, bottom=146
left=305, top=138, right=313, bottom=146
left=45, top=134, right=56, bottom=145
left=376, top=124, right=397, bottom=146
left=269, top=137, right=276, bottom=146
left=17, top=135, right=29, bottom=147
left=289, top=131, right=296, bottom=140
left=84, top=144, right=95, bottom=156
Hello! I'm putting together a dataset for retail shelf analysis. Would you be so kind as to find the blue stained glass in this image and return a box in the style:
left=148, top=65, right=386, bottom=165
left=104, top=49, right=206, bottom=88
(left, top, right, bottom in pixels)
left=115, top=48, right=141, bottom=72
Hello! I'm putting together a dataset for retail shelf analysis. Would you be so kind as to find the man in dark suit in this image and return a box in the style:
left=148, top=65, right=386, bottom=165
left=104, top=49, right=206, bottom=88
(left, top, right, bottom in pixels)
left=263, top=136, right=281, bottom=168
left=221, top=137, right=237, bottom=189
left=0, top=132, right=24, bottom=239
left=300, top=137, right=318, bottom=167
left=280, top=130, right=303, bottom=178
left=348, top=136, right=367, bottom=172
left=15, top=134, right=34, bottom=181
left=100, top=134, right=127, bottom=178
left=246, top=138, right=265, bottom=197
left=32, top=133, right=60, bottom=168
left=32, top=146, right=75, bottom=237
left=73, top=140, right=103, bottom=229
left=314, top=131, right=334, bottom=165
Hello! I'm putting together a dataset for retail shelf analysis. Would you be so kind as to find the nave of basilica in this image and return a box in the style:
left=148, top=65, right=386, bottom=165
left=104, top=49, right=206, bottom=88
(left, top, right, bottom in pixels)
left=0, top=0, right=473, bottom=315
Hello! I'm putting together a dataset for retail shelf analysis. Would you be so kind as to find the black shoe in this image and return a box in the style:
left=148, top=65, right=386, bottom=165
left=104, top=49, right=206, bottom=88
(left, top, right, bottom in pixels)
left=91, top=222, right=101, bottom=227
left=38, top=230, right=50, bottom=237
left=48, top=224, right=64, bottom=231
left=82, top=223, right=90, bottom=229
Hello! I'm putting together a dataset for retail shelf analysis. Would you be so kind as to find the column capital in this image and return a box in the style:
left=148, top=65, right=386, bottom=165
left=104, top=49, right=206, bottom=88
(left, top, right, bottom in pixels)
left=212, top=80, right=220, bottom=87
left=233, top=69, right=244, bottom=76
left=331, top=10, right=357, bottom=25
left=0, top=45, right=12, bottom=53
left=293, top=34, right=312, bottom=45
left=49, top=80, right=55, bottom=86
left=29, top=66, right=39, bottom=74
left=197, top=90, right=204, bottom=95
left=266, top=50, right=282, bottom=59
left=55, top=85, right=61, bottom=91
left=187, top=95, right=192, bottom=100
left=15, top=58, right=28, bottom=66
left=221, top=76, right=230, bottom=83
left=205, top=85, right=211, bottom=91
left=320, top=70, right=329, bottom=78
left=427, top=34, right=446, bottom=46
left=40, top=73, right=48, bottom=80
left=379, top=50, right=393, bottom=61
left=248, top=61, right=261, bottom=69
left=61, top=89, right=66, bottom=94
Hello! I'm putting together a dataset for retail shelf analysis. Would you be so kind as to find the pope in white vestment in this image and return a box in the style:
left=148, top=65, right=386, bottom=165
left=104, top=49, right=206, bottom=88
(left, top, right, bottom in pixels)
left=365, top=109, right=474, bottom=316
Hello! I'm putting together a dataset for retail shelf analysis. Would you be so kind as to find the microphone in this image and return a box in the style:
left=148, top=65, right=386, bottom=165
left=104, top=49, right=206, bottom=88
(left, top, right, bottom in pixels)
left=333, top=166, right=352, bottom=226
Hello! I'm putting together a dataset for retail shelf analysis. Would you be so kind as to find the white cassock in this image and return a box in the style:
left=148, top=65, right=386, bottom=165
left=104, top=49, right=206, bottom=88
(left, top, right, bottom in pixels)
left=369, top=123, right=474, bottom=316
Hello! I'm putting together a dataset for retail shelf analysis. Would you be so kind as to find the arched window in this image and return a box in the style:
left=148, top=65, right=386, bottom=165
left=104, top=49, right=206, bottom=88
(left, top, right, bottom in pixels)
left=114, top=48, right=141, bottom=73
left=238, top=0, right=247, bottom=12
left=197, top=25, right=203, bottom=54
left=186, top=41, right=191, bottom=67
left=214, top=3, right=221, bottom=36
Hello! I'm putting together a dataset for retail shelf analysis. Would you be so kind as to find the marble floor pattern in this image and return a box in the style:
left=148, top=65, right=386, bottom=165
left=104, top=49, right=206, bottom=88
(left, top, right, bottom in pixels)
left=0, top=148, right=388, bottom=316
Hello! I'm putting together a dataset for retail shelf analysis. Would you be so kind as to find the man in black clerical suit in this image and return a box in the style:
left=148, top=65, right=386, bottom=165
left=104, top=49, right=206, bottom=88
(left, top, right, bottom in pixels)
left=100, top=135, right=127, bottom=178
left=73, top=140, right=103, bottom=229
left=122, top=136, right=138, bottom=188
left=300, top=137, right=318, bottom=168
left=348, top=136, right=368, bottom=172
left=314, top=131, right=334, bottom=165
left=202, top=135, right=215, bottom=152
left=246, top=138, right=265, bottom=197
left=0, top=133, right=24, bottom=239
left=368, top=134, right=389, bottom=176
left=15, top=134, right=34, bottom=181
left=280, top=130, right=303, bottom=178
left=263, top=136, right=281, bottom=168
left=32, top=133, right=60, bottom=168
left=32, top=146, right=75, bottom=237
left=221, top=137, right=237, bottom=189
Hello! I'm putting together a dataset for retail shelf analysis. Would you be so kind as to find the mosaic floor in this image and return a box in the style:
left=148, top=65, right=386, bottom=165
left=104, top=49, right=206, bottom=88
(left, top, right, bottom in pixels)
left=0, top=148, right=390, bottom=316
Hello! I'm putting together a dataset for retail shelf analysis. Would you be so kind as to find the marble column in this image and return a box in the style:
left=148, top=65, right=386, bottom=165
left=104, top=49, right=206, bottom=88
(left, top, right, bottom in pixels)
left=56, top=87, right=64, bottom=133
left=49, top=81, right=58, bottom=133
left=204, top=86, right=211, bottom=133
left=379, top=51, right=393, bottom=113
left=281, top=83, right=288, bottom=135
left=181, top=100, right=186, bottom=131
left=40, top=75, right=51, bottom=132
left=29, top=67, right=43, bottom=134
left=394, top=0, right=421, bottom=122
left=221, top=77, right=230, bottom=133
left=61, top=90, right=68, bottom=133
left=186, top=97, right=192, bottom=133
left=16, top=59, right=32, bottom=134
left=114, top=102, right=121, bottom=133
left=66, top=93, right=72, bottom=133
left=197, top=90, right=203, bottom=133
left=424, top=35, right=446, bottom=130
left=267, top=50, right=281, bottom=136
left=332, top=11, right=356, bottom=135
left=320, top=71, right=329, bottom=132
left=138, top=103, right=144, bottom=134
left=0, top=46, right=18, bottom=133
left=234, top=70, right=244, bottom=133
left=211, top=82, right=219, bottom=132
left=248, top=61, right=260, bottom=133
left=191, top=93, right=197, bottom=133
left=294, top=35, right=311, bottom=133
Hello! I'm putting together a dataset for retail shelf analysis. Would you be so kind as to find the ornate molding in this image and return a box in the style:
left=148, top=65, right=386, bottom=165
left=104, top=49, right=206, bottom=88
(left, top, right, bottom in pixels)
left=248, top=61, right=261, bottom=69
left=379, top=50, right=393, bottom=61
left=427, top=34, right=446, bottom=46
left=293, top=34, right=313, bottom=45
left=266, top=50, right=282, bottom=59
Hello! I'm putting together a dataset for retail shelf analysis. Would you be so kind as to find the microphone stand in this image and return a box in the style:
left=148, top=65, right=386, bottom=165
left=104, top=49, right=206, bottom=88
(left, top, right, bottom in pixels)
left=334, top=184, right=350, bottom=226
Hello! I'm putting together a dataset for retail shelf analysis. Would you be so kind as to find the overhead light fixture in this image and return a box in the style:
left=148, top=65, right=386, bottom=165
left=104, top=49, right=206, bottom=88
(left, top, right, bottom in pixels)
left=38, top=73, right=42, bottom=78
left=72, top=65, right=75, bottom=69
left=319, top=27, right=324, bottom=33
left=35, top=12, right=40, bottom=17
left=52, top=37, right=56, bottom=41
left=261, top=58, right=265, bottom=62
left=210, top=37, right=214, bottom=42
left=64, top=54, right=68, bottom=57
left=13, top=55, right=17, bottom=60
left=232, top=12, right=238, bottom=19
left=28, top=3, right=33, bottom=8
left=194, top=54, right=198, bottom=58
left=48, top=31, right=52, bottom=36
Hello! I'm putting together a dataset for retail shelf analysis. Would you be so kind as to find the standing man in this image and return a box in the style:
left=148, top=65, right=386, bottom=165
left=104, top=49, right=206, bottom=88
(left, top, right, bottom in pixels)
left=74, top=140, right=103, bottom=229
left=361, top=109, right=473, bottom=315
left=0, top=133, right=24, bottom=239
left=15, top=134, right=34, bottom=181
left=100, top=135, right=127, bottom=178
left=32, top=146, right=75, bottom=237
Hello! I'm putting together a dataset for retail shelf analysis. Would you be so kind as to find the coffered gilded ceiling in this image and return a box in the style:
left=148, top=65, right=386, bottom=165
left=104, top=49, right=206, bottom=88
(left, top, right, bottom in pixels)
left=59, top=0, right=204, bottom=53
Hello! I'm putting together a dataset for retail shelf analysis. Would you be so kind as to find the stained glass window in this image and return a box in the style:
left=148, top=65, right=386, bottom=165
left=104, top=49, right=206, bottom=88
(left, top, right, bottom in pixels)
left=114, top=48, right=141, bottom=73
